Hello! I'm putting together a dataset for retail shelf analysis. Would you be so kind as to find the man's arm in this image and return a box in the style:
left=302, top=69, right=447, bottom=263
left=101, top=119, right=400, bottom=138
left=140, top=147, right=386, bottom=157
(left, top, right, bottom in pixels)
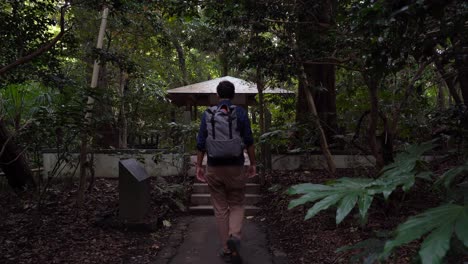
left=238, top=107, right=256, bottom=177
left=246, top=144, right=255, bottom=166
left=196, top=112, right=208, bottom=152
left=196, top=112, right=208, bottom=182
left=238, top=107, right=254, bottom=147
left=196, top=150, right=205, bottom=167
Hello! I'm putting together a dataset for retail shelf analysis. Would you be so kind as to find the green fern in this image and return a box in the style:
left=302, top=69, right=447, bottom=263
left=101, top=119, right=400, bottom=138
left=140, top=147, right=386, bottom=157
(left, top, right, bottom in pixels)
left=336, top=238, right=386, bottom=264
left=436, top=161, right=468, bottom=189
left=288, top=142, right=434, bottom=224
left=288, top=178, right=374, bottom=223
left=382, top=203, right=468, bottom=264
left=375, top=142, right=434, bottom=198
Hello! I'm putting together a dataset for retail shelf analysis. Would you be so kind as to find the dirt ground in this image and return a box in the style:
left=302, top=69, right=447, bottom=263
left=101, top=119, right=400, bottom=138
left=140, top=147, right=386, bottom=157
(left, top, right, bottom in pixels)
left=0, top=178, right=185, bottom=264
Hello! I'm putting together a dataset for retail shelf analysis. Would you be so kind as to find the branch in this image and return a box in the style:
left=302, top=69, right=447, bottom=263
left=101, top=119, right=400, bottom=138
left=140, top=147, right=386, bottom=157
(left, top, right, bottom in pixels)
left=264, top=18, right=332, bottom=29
left=0, top=4, right=69, bottom=76
left=390, top=59, right=432, bottom=131
left=0, top=119, right=32, bottom=159
left=0, top=147, right=29, bottom=166
left=303, top=59, right=363, bottom=72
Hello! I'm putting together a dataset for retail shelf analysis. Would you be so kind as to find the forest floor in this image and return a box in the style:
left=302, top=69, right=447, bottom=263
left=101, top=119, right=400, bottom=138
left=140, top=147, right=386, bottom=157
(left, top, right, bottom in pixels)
left=255, top=164, right=466, bottom=264
left=1, top=161, right=466, bottom=264
left=0, top=178, right=187, bottom=264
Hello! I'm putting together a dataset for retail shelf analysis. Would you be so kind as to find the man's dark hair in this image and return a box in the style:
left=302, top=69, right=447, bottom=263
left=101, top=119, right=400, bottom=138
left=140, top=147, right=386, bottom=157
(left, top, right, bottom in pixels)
left=217, top=80, right=235, bottom=99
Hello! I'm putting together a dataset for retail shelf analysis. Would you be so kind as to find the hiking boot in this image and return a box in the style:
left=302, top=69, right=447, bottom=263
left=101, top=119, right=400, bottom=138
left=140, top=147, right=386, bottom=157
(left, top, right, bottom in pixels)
left=227, top=235, right=242, bottom=264
left=218, top=248, right=232, bottom=263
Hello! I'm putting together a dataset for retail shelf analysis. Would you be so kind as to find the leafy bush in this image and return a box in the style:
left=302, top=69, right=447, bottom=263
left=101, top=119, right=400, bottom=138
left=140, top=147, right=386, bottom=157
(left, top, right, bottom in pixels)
left=288, top=142, right=434, bottom=224
left=288, top=143, right=468, bottom=263
left=382, top=203, right=468, bottom=264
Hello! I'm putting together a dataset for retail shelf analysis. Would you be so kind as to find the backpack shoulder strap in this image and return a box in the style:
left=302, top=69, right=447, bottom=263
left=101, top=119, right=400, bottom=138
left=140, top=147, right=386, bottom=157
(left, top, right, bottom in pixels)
left=206, top=106, right=218, bottom=139
left=227, top=105, right=238, bottom=139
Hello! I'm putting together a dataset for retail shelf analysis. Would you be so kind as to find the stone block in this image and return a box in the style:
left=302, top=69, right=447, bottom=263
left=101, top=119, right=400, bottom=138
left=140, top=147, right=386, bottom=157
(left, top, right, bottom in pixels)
left=119, top=159, right=150, bottom=221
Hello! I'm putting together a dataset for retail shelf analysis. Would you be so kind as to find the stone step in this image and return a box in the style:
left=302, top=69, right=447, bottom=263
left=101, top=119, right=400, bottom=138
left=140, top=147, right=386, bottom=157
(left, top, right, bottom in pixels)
left=189, top=205, right=261, bottom=216
left=191, top=194, right=261, bottom=206
left=194, top=176, right=258, bottom=184
left=192, top=183, right=261, bottom=194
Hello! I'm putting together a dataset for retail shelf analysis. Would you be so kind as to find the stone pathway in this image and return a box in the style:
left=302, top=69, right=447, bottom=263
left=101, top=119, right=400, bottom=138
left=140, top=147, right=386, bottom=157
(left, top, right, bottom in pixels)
left=155, top=216, right=287, bottom=264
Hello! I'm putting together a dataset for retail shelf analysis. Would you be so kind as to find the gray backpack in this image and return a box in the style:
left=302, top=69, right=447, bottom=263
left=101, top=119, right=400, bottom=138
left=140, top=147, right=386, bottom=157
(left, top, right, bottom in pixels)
left=205, top=105, right=243, bottom=158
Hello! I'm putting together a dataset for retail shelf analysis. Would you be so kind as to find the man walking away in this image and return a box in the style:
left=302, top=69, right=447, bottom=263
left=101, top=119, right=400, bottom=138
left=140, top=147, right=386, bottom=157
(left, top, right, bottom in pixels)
left=196, top=80, right=256, bottom=264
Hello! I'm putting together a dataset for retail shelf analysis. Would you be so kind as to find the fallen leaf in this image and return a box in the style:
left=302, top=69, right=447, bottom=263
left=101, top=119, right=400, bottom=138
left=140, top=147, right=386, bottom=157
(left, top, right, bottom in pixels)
left=163, top=220, right=172, bottom=227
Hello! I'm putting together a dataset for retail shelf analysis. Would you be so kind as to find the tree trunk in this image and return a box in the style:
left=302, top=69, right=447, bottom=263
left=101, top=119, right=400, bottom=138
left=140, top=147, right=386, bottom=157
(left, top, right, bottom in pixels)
left=304, top=63, right=337, bottom=138
left=161, top=25, right=188, bottom=86
left=118, top=70, right=128, bottom=148
left=265, top=108, right=272, bottom=171
left=434, top=57, right=462, bottom=105
left=0, top=120, right=35, bottom=190
left=172, top=39, right=188, bottom=85
left=454, top=44, right=468, bottom=150
left=299, top=65, right=336, bottom=174
left=364, top=75, right=384, bottom=169
left=437, top=74, right=446, bottom=110
left=256, top=67, right=267, bottom=184
left=296, top=81, right=309, bottom=123
left=221, top=52, right=229, bottom=76
left=95, top=63, right=119, bottom=148
left=455, top=52, right=468, bottom=107
left=295, top=0, right=337, bottom=139
left=78, top=6, right=109, bottom=205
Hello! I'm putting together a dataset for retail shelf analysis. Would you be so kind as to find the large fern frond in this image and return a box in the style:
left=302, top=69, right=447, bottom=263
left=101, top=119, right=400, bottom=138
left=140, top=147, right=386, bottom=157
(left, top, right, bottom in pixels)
left=288, top=142, right=434, bottom=224
left=382, top=204, right=468, bottom=264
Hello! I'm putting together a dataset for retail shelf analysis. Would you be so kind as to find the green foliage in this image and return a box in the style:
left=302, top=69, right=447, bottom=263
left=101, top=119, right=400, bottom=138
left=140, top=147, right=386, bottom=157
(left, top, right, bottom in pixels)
left=260, top=129, right=289, bottom=147
left=336, top=238, right=387, bottom=264
left=437, top=162, right=468, bottom=190
left=382, top=204, right=468, bottom=264
left=289, top=144, right=468, bottom=263
left=288, top=142, right=434, bottom=223
left=0, top=82, right=52, bottom=123
left=288, top=178, right=374, bottom=223
left=164, top=122, right=198, bottom=151
left=0, top=0, right=68, bottom=84
left=429, top=106, right=468, bottom=155
left=376, top=142, right=434, bottom=197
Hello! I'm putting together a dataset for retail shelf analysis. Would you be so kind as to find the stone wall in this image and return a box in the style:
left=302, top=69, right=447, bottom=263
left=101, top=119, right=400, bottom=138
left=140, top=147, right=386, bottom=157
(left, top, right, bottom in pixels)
left=42, top=150, right=441, bottom=178
left=42, top=149, right=185, bottom=178
left=185, top=154, right=376, bottom=176
left=271, top=154, right=376, bottom=170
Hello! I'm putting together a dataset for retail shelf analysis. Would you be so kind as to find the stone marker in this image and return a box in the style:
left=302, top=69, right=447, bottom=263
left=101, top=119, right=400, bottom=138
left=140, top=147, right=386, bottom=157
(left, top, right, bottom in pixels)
left=119, top=159, right=150, bottom=222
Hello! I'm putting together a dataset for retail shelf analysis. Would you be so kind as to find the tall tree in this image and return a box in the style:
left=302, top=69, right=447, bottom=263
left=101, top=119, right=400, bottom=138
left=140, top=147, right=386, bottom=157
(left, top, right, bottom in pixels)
left=77, top=5, right=109, bottom=204
left=296, top=0, right=338, bottom=139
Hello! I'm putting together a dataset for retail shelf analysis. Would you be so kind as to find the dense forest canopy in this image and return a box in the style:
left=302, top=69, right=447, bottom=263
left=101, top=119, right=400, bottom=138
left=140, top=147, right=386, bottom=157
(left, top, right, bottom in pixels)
left=0, top=0, right=467, bottom=263
left=0, top=0, right=466, bottom=180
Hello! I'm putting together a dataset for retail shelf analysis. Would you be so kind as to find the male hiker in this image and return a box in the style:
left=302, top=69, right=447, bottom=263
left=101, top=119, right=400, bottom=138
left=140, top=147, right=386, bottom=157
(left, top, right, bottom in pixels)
left=196, top=80, right=256, bottom=264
